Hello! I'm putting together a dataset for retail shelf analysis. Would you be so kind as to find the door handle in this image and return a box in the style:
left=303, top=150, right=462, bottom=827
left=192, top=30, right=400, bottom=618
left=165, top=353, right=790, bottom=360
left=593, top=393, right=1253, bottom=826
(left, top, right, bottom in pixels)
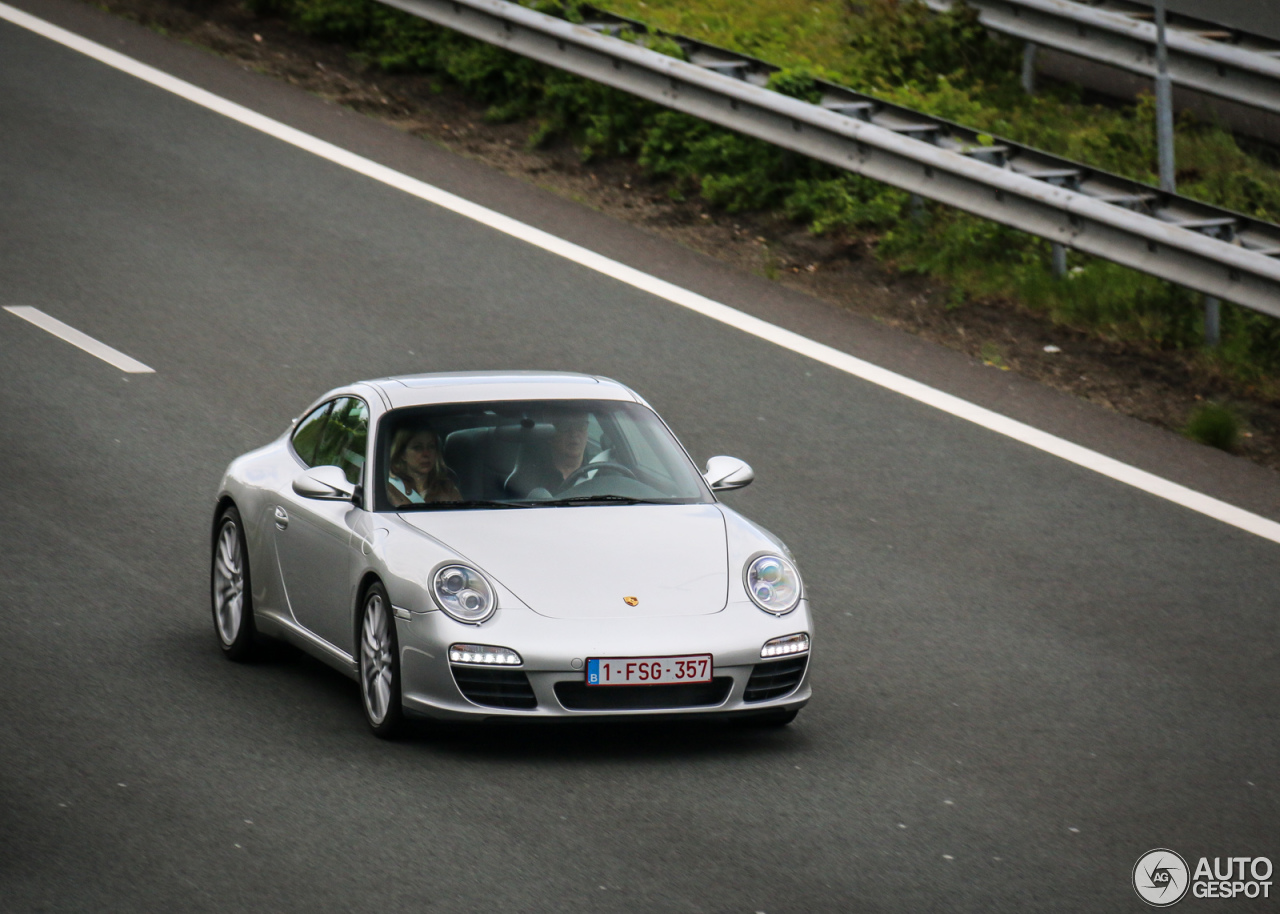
left=274, top=506, right=289, bottom=530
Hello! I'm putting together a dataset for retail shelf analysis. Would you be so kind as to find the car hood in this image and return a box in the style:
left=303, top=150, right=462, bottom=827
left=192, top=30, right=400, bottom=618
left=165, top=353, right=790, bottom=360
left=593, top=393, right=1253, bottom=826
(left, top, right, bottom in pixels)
left=399, top=504, right=728, bottom=619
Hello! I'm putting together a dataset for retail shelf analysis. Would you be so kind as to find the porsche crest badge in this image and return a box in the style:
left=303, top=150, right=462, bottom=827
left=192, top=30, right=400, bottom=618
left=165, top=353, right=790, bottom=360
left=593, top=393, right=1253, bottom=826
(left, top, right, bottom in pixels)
left=623, top=596, right=639, bottom=606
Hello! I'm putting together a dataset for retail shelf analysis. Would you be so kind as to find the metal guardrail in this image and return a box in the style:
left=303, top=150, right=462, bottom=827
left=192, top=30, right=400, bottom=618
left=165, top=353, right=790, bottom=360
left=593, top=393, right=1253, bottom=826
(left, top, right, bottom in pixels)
left=923, top=0, right=1280, bottom=118
left=375, top=0, right=1280, bottom=319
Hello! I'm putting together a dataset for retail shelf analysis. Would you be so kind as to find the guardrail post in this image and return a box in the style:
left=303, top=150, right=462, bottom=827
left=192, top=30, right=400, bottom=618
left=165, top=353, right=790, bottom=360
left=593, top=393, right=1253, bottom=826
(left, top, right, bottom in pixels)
left=1051, top=242, right=1067, bottom=278
left=1204, top=295, right=1221, bottom=347
left=1021, top=42, right=1037, bottom=95
left=1155, top=0, right=1177, bottom=193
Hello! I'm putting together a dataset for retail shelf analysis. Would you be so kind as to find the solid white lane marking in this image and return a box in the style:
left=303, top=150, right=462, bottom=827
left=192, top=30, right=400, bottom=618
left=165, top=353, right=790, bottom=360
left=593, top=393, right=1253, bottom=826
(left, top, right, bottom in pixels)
left=5, top=306, right=155, bottom=373
left=3, top=1, right=1279, bottom=545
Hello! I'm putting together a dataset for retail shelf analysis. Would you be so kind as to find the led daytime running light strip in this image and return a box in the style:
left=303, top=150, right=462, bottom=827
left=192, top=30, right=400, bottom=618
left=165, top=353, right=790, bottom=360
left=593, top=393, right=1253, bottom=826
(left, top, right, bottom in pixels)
left=449, top=643, right=522, bottom=665
left=761, top=633, right=810, bottom=658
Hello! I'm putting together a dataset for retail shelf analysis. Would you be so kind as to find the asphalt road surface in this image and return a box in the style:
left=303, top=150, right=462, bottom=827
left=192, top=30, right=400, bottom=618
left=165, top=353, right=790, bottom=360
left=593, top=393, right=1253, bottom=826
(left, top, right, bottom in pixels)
left=2, top=2, right=1278, bottom=911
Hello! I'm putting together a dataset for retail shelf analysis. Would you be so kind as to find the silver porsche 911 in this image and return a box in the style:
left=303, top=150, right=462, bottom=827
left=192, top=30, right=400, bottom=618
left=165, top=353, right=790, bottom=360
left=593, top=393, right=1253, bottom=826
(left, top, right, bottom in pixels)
left=211, top=371, right=812, bottom=737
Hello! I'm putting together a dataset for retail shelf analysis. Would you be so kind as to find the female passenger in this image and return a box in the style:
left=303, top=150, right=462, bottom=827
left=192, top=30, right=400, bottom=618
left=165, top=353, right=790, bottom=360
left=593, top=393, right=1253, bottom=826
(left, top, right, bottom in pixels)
left=386, top=427, right=462, bottom=506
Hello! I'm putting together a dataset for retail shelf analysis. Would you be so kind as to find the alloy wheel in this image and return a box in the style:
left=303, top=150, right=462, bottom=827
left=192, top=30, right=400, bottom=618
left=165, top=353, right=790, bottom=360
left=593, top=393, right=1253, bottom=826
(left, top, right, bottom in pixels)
left=213, top=520, right=244, bottom=646
left=360, top=592, right=393, bottom=724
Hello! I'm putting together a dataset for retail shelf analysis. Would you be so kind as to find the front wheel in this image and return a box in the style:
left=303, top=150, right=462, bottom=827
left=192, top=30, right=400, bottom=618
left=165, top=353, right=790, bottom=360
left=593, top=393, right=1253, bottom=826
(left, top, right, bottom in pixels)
left=358, top=582, right=404, bottom=739
left=212, top=505, right=257, bottom=662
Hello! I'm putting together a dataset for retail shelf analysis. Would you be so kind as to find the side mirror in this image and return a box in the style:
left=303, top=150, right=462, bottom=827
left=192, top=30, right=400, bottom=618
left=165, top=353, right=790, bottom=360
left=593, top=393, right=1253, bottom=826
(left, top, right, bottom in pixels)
left=703, top=455, right=754, bottom=492
left=293, top=465, right=356, bottom=500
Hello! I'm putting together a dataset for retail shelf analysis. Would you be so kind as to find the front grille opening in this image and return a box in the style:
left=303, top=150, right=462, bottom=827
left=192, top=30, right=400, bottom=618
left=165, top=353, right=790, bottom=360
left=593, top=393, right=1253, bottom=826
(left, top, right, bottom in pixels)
left=744, top=656, right=807, bottom=702
left=451, top=665, right=537, bottom=710
left=555, top=678, right=733, bottom=711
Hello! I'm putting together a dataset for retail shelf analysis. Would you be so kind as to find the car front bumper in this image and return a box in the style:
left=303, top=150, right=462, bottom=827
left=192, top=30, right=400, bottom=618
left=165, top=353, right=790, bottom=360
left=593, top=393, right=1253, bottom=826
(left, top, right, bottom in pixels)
left=395, top=601, right=814, bottom=721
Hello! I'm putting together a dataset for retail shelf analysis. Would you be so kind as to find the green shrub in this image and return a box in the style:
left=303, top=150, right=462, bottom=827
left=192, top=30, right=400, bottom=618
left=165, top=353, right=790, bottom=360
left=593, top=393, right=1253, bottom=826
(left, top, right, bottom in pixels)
left=1184, top=402, right=1242, bottom=451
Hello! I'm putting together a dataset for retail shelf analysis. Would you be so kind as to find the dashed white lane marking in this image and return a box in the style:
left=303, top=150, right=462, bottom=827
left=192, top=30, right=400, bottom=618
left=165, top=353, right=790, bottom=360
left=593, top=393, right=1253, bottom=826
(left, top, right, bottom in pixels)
left=3, top=2, right=1279, bottom=545
left=5, top=306, right=154, bottom=373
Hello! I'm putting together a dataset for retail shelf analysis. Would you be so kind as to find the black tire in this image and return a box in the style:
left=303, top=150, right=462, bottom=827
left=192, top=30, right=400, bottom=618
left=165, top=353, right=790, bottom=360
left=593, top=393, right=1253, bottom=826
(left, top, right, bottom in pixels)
left=211, top=505, right=258, bottom=662
left=358, top=582, right=405, bottom=739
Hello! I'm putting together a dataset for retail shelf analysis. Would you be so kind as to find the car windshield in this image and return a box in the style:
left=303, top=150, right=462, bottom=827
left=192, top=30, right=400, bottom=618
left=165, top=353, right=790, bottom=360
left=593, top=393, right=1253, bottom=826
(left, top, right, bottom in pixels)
left=374, top=399, right=713, bottom=511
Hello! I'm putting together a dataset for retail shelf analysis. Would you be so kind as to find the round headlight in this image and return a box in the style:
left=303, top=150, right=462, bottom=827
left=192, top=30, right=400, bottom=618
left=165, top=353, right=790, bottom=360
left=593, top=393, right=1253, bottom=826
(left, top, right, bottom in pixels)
left=744, top=554, right=801, bottom=615
left=432, top=564, right=496, bottom=623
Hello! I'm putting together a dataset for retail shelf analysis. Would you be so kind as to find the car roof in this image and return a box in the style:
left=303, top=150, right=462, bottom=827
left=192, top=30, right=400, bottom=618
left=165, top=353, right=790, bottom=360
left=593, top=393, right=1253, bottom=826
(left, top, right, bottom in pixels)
left=360, top=371, right=644, bottom=410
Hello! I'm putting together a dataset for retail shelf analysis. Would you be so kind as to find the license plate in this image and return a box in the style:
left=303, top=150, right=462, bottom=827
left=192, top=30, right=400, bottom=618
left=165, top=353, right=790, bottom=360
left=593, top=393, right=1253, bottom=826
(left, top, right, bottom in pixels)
left=586, top=654, right=712, bottom=686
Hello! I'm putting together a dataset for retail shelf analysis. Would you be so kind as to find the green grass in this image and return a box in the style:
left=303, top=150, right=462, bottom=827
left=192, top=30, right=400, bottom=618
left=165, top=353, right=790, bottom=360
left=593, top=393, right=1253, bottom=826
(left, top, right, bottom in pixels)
left=607, top=0, right=1280, bottom=220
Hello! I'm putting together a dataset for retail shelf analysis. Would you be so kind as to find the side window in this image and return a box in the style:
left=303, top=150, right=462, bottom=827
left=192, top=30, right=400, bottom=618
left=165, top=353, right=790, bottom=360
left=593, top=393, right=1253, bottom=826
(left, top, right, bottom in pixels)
left=291, top=402, right=333, bottom=467
left=312, top=397, right=369, bottom=485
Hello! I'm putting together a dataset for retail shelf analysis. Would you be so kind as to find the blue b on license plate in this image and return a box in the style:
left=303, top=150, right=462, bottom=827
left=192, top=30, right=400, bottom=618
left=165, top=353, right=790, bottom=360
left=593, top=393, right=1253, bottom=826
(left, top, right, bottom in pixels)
left=586, top=654, right=712, bottom=686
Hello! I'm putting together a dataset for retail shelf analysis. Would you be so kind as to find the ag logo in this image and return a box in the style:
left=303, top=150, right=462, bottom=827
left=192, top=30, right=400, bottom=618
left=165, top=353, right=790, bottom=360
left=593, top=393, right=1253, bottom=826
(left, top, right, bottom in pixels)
left=1134, top=849, right=1190, bottom=906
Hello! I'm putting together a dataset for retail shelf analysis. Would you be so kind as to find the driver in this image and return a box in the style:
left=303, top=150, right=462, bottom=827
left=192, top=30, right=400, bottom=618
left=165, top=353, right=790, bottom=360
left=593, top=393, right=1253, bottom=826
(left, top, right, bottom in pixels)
left=506, top=409, right=591, bottom=498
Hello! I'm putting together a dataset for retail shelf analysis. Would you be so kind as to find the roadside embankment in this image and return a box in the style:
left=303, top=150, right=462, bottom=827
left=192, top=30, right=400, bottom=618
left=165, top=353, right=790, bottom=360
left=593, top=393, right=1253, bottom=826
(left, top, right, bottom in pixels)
left=82, top=0, right=1280, bottom=468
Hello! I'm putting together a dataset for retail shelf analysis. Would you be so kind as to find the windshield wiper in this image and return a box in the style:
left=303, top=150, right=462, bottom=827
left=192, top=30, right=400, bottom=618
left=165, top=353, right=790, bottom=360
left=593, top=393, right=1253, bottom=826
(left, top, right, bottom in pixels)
left=536, top=494, right=668, bottom=506
left=398, top=499, right=532, bottom=511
